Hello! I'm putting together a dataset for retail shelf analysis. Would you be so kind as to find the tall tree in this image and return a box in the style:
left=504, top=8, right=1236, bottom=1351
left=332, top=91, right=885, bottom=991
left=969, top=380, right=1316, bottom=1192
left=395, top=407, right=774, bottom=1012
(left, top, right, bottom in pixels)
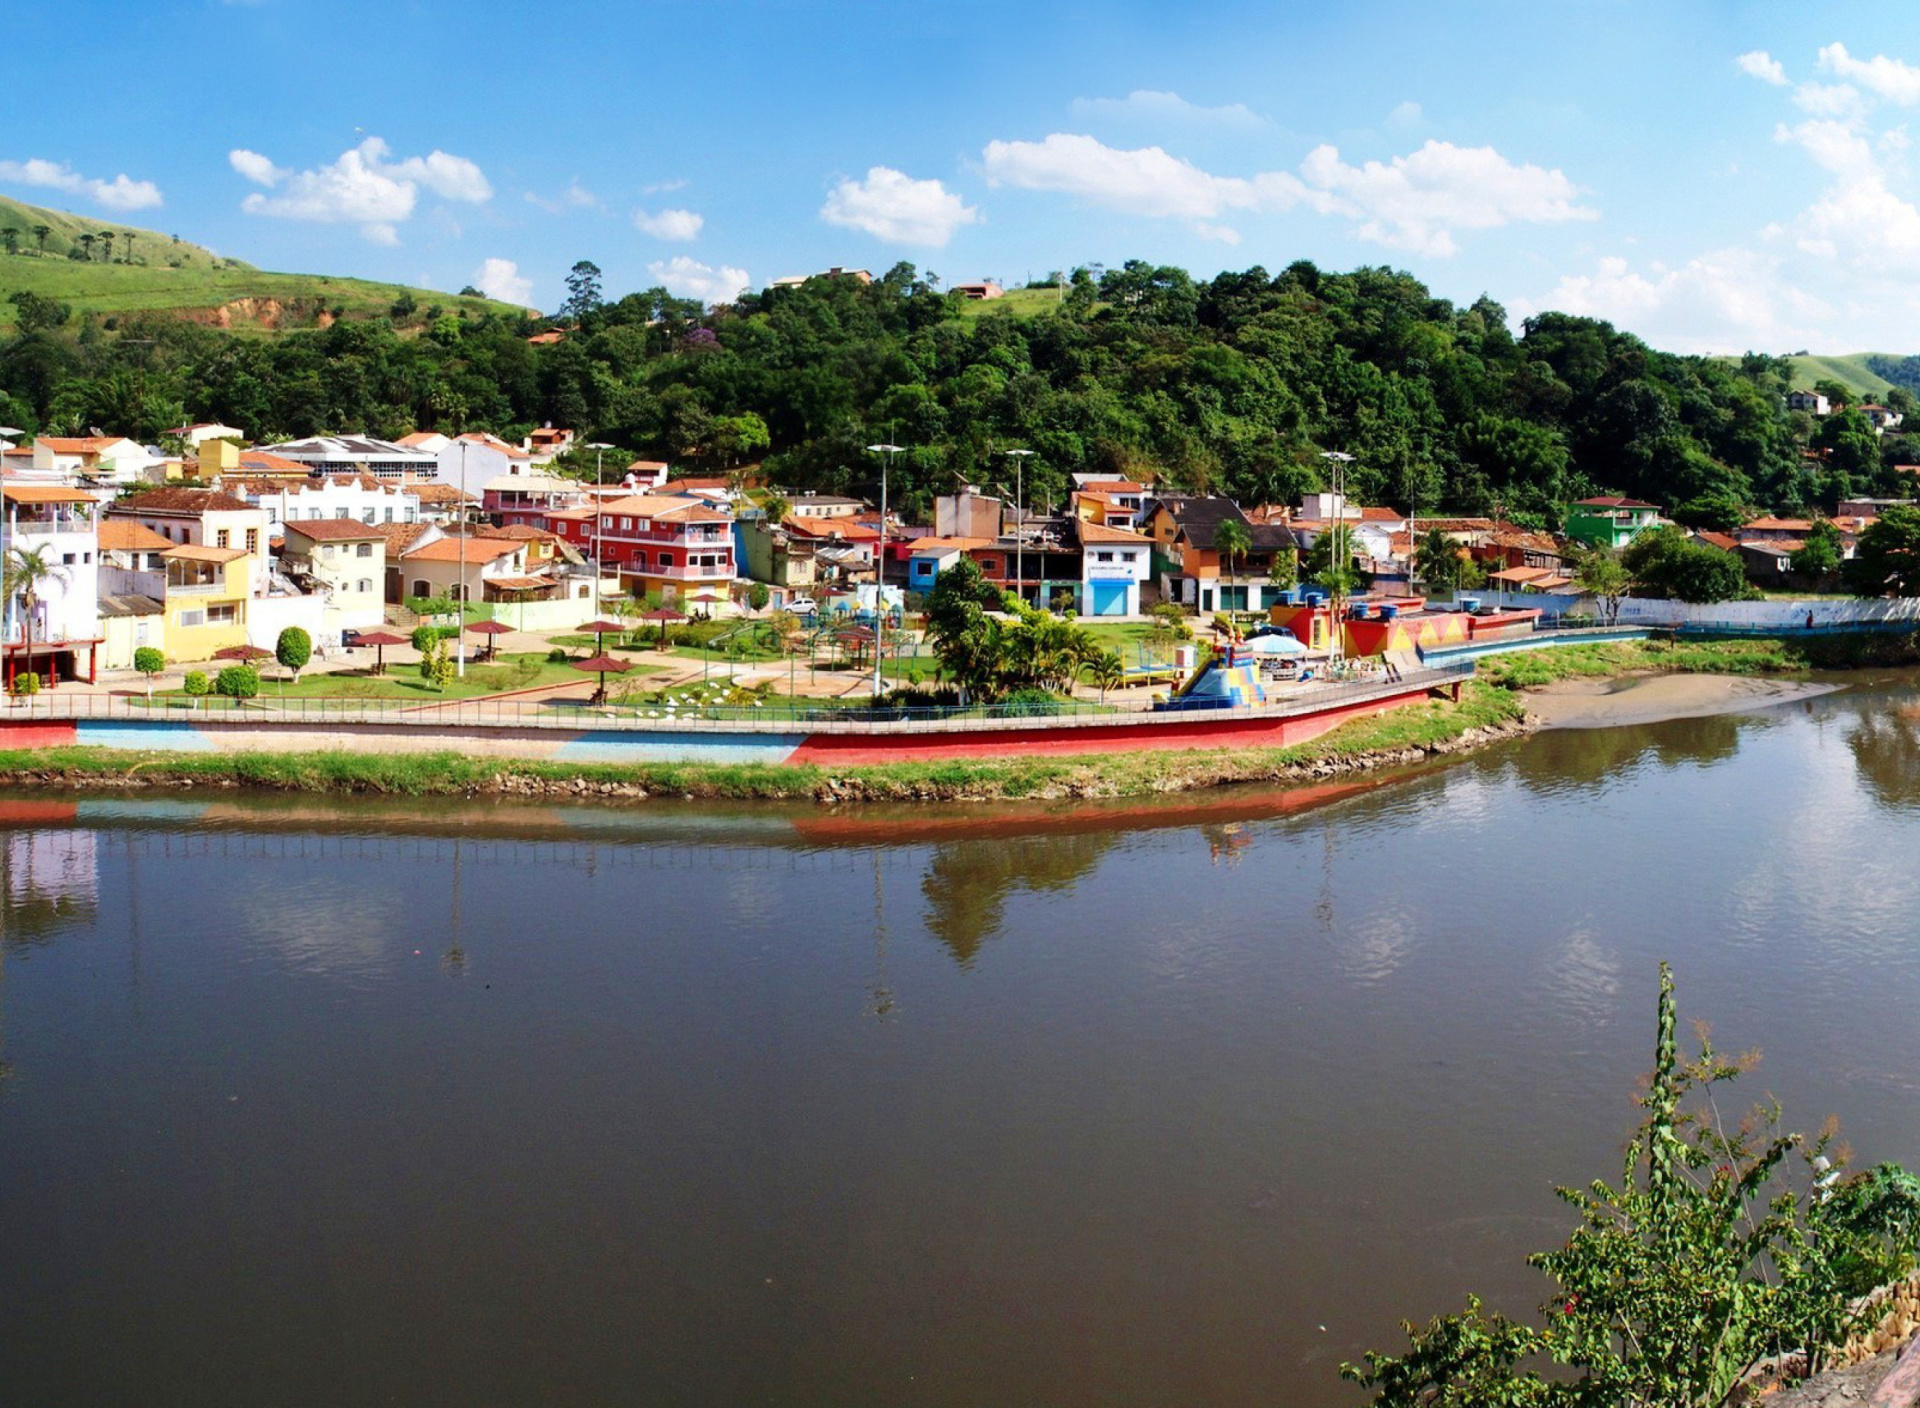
left=4, top=543, right=64, bottom=689
left=562, top=260, right=604, bottom=323
left=0, top=229, right=17, bottom=257
left=1843, top=504, right=1920, bottom=596
left=30, top=224, right=50, bottom=254
left=1213, top=517, right=1251, bottom=611
left=97, top=231, right=114, bottom=264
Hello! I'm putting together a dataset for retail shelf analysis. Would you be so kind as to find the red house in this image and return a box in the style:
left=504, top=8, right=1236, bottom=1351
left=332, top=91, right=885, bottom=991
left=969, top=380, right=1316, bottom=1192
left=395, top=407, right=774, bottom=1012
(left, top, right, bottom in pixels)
left=545, top=493, right=734, bottom=604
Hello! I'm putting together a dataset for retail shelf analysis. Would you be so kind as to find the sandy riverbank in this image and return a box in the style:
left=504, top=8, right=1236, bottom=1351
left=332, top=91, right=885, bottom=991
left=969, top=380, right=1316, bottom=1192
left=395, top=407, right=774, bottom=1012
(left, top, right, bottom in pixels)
left=1524, top=673, right=1843, bottom=730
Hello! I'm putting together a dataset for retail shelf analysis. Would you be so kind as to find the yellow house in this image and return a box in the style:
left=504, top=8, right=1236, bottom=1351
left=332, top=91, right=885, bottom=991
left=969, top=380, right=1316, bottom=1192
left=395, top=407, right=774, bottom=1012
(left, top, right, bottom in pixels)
left=113, top=488, right=272, bottom=598
left=161, top=545, right=251, bottom=661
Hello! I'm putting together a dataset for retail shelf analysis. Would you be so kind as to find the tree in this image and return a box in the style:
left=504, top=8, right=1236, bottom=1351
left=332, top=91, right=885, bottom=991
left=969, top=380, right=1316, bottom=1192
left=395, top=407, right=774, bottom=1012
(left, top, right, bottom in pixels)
left=1812, top=377, right=1853, bottom=410
left=182, top=670, right=209, bottom=706
left=1790, top=519, right=1843, bottom=580
left=77, top=233, right=94, bottom=262
left=1572, top=548, right=1630, bottom=623
left=3, top=544, right=64, bottom=696
left=31, top=224, right=50, bottom=254
left=275, top=626, right=312, bottom=683
left=7, top=290, right=71, bottom=333
left=562, top=260, right=604, bottom=322
left=1, top=229, right=17, bottom=257
left=132, top=646, right=165, bottom=697
left=213, top=665, right=259, bottom=699
left=1303, top=524, right=1363, bottom=599
left=746, top=581, right=770, bottom=611
left=1213, top=518, right=1252, bottom=613
left=1843, top=503, right=1920, bottom=596
left=1083, top=649, right=1124, bottom=702
left=97, top=231, right=114, bottom=264
left=924, top=556, right=1010, bottom=700
left=458, top=284, right=482, bottom=297
left=1621, top=526, right=1751, bottom=604
left=1416, top=527, right=1483, bottom=594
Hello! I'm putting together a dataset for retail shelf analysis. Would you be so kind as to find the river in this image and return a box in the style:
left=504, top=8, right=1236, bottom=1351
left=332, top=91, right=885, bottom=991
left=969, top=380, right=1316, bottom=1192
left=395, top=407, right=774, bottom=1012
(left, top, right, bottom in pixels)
left=5, top=677, right=1920, bottom=1407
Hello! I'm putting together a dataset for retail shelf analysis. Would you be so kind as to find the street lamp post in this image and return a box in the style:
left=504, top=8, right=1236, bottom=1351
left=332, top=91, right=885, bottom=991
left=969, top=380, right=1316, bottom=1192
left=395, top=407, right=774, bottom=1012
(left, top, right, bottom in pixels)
left=1320, top=450, right=1354, bottom=670
left=456, top=438, right=468, bottom=678
left=1002, top=448, right=1034, bottom=607
left=865, top=442, right=903, bottom=698
left=586, top=442, right=615, bottom=617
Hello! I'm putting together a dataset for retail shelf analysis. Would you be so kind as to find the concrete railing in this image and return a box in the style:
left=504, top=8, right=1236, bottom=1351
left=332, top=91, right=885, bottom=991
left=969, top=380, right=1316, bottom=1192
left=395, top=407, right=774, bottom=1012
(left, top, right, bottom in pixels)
left=0, top=664, right=1472, bottom=737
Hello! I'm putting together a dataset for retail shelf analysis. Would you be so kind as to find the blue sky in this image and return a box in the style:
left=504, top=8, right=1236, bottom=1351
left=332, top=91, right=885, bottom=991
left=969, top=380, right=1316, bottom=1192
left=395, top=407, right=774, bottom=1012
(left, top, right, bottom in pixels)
left=6, top=0, right=1920, bottom=352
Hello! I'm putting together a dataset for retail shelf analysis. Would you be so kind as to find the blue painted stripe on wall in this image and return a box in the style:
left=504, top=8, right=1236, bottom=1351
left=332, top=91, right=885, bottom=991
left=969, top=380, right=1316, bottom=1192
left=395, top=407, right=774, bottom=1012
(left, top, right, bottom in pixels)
left=76, top=720, right=220, bottom=753
left=551, top=730, right=805, bottom=766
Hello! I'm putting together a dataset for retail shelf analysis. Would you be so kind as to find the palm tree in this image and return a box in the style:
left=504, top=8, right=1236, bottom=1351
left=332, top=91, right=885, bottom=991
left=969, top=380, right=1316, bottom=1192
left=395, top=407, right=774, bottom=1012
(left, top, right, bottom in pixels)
left=31, top=224, right=50, bottom=254
left=760, top=491, right=791, bottom=526
left=1213, top=518, right=1252, bottom=619
left=4, top=544, right=65, bottom=694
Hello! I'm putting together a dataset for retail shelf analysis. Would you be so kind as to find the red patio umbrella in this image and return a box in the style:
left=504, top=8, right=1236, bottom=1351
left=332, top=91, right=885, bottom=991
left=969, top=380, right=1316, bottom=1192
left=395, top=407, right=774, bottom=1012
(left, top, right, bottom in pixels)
left=214, top=644, right=274, bottom=663
left=575, top=617, right=629, bottom=652
left=639, top=606, right=686, bottom=648
left=466, top=619, right=515, bottom=661
left=569, top=651, right=631, bottom=704
left=352, top=629, right=409, bottom=676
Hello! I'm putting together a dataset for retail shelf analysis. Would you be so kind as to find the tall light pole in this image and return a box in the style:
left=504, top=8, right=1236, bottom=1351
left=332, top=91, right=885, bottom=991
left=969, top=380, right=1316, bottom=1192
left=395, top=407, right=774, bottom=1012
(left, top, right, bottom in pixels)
left=586, top=442, right=614, bottom=616
left=455, top=438, right=468, bottom=678
left=1320, top=450, right=1353, bottom=669
left=865, top=442, right=902, bottom=698
left=1002, top=448, right=1034, bottom=606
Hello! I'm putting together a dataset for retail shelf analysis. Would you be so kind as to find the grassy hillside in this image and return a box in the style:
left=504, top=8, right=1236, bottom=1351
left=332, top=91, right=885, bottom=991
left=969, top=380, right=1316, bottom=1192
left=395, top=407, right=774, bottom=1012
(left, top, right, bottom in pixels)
left=0, top=194, right=531, bottom=331
left=957, top=285, right=1075, bottom=318
left=1782, top=353, right=1899, bottom=398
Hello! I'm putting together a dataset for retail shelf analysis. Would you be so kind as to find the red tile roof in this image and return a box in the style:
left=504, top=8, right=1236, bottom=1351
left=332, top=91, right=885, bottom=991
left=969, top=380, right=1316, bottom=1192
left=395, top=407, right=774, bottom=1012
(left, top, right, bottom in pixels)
left=282, top=517, right=386, bottom=542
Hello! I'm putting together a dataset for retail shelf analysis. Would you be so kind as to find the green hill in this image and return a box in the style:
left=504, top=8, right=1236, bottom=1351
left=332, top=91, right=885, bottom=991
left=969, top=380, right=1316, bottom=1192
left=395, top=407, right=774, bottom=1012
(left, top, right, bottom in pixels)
left=1782, top=353, right=1899, bottom=399
left=0, top=195, right=531, bottom=331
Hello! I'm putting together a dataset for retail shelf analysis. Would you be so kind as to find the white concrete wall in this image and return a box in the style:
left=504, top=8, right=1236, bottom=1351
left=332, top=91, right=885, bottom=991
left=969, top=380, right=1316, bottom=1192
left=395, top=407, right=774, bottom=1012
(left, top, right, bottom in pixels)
left=247, top=592, right=330, bottom=651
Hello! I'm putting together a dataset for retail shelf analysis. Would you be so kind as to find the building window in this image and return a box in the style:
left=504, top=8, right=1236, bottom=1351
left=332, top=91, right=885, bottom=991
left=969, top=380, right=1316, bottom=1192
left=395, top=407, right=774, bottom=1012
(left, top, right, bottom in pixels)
left=356, top=542, right=373, bottom=558
left=357, top=579, right=372, bottom=593
left=177, top=609, right=205, bottom=627
left=62, top=553, right=75, bottom=565
left=215, top=529, right=230, bottom=548
left=207, top=604, right=237, bottom=625
left=246, top=529, right=259, bottom=554
left=1096, top=551, right=1114, bottom=563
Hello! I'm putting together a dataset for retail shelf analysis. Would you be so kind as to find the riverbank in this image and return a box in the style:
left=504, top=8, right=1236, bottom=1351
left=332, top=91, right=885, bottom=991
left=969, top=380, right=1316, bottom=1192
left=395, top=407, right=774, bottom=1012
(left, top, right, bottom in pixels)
left=1478, top=631, right=1920, bottom=689
left=0, top=681, right=1531, bottom=803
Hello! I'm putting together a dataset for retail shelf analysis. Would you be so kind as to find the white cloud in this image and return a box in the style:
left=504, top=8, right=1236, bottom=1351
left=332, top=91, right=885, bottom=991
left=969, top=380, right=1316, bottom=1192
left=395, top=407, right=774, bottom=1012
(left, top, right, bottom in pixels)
left=472, top=257, right=532, bottom=305
left=634, top=207, right=704, bottom=241
left=524, top=180, right=598, bottom=214
left=981, top=132, right=1592, bottom=255
left=1068, top=90, right=1269, bottom=131
left=1193, top=222, right=1243, bottom=244
left=0, top=157, right=162, bottom=211
left=819, top=166, right=980, bottom=246
left=232, top=137, right=491, bottom=244
left=648, top=255, right=749, bottom=306
left=1819, top=42, right=1920, bottom=105
left=1736, top=50, right=1789, bottom=85
left=1385, top=100, right=1424, bottom=130
left=1298, top=139, right=1596, bottom=255
left=1793, top=82, right=1864, bottom=118
left=1524, top=248, right=1834, bottom=354
left=643, top=177, right=689, bottom=194
left=228, top=148, right=288, bottom=186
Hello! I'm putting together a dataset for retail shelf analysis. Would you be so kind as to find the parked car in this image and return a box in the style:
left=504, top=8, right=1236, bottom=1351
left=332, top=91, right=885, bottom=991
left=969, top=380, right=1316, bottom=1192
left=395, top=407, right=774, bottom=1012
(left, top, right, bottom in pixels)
left=784, top=596, right=818, bottom=616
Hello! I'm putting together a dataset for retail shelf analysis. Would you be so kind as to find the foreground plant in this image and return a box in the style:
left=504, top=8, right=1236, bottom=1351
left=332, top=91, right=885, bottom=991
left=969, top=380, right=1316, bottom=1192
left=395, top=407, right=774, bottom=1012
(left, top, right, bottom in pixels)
left=1343, top=965, right=1920, bottom=1406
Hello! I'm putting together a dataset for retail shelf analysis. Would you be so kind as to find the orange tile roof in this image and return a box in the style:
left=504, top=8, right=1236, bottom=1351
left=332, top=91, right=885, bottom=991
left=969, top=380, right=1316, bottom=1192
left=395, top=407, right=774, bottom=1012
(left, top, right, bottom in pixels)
left=399, top=536, right=522, bottom=564
left=283, top=518, right=386, bottom=542
left=3, top=483, right=95, bottom=505
left=1742, top=516, right=1814, bottom=532
left=98, top=520, right=172, bottom=551
left=162, top=543, right=247, bottom=564
left=905, top=535, right=993, bottom=553
left=1076, top=520, right=1153, bottom=544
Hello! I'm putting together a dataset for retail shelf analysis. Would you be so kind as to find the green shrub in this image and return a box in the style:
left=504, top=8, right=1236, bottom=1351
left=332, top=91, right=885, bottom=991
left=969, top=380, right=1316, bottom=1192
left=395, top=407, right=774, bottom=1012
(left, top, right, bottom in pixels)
left=275, top=626, right=311, bottom=680
left=546, top=646, right=570, bottom=663
left=9, top=671, right=40, bottom=697
left=1344, top=965, right=1920, bottom=1406
left=411, top=624, right=439, bottom=654
left=1001, top=686, right=1064, bottom=716
left=132, top=647, right=165, bottom=680
left=214, top=665, right=259, bottom=699
left=182, top=670, right=209, bottom=698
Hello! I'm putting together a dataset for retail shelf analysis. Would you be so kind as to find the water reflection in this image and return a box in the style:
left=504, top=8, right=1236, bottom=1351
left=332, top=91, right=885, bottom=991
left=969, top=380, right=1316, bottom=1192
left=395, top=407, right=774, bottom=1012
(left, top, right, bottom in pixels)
left=920, top=831, right=1115, bottom=966
left=1504, top=710, right=1744, bottom=791
left=1848, top=705, right=1920, bottom=810
left=1, top=825, right=99, bottom=950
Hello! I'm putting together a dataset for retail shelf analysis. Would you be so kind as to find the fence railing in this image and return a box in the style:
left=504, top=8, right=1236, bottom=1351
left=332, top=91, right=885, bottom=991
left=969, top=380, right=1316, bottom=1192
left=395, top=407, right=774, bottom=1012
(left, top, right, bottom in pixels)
left=0, top=663, right=1472, bottom=736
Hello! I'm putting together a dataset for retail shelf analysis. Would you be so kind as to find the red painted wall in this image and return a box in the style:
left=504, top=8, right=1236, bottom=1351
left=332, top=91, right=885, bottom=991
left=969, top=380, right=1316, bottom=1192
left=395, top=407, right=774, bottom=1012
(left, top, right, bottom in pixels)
left=0, top=723, right=79, bottom=750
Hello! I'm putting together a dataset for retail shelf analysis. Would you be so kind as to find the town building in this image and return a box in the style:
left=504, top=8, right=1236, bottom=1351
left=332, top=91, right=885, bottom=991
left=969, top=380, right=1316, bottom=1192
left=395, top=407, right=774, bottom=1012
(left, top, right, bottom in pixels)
left=394, top=535, right=538, bottom=605
left=1564, top=497, right=1662, bottom=551
left=110, top=488, right=271, bottom=594
left=543, top=493, right=736, bottom=606
left=738, top=517, right=819, bottom=597
left=25, top=435, right=155, bottom=486
left=255, top=435, right=437, bottom=481
left=1786, top=390, right=1831, bottom=416
left=1142, top=496, right=1299, bottom=612
left=2, top=482, right=103, bottom=686
left=279, top=520, right=388, bottom=632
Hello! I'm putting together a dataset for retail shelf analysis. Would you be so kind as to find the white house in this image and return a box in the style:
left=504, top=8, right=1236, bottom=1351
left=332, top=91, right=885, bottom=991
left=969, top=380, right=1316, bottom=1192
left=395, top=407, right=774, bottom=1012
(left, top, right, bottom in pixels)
left=224, top=474, right=420, bottom=529
left=164, top=422, right=247, bottom=449
left=1075, top=520, right=1152, bottom=617
left=29, top=435, right=157, bottom=486
left=2, top=482, right=103, bottom=685
left=435, top=432, right=533, bottom=497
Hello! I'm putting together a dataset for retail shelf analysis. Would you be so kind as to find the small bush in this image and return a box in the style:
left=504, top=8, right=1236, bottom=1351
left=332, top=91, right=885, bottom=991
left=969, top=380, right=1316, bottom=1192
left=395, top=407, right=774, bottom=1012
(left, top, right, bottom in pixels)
left=1001, top=686, right=1065, bottom=717
left=10, top=671, right=40, bottom=697
left=214, top=665, right=260, bottom=699
left=133, top=646, right=166, bottom=680
left=182, top=670, right=209, bottom=698
left=546, top=646, right=571, bottom=663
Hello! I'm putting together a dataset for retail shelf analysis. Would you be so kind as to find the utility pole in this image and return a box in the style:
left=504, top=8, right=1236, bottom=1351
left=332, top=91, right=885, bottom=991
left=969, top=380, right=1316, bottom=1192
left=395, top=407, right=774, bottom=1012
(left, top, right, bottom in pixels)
left=586, top=442, right=614, bottom=616
left=1002, top=448, right=1034, bottom=607
left=865, top=442, right=903, bottom=698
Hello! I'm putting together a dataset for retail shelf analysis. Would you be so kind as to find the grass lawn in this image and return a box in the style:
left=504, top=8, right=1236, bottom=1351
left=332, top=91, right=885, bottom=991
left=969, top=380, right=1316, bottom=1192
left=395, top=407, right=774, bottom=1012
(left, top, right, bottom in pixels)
left=163, top=653, right=657, bottom=704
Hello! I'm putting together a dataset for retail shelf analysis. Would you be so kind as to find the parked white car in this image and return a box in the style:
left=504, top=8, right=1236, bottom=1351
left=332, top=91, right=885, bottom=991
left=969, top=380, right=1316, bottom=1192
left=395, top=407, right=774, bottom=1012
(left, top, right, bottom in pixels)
left=784, top=595, right=818, bottom=615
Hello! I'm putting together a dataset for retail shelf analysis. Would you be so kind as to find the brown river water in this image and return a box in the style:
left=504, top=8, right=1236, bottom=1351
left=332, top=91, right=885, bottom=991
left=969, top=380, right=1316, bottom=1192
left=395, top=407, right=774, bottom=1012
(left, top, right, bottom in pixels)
left=5, top=676, right=1920, bottom=1407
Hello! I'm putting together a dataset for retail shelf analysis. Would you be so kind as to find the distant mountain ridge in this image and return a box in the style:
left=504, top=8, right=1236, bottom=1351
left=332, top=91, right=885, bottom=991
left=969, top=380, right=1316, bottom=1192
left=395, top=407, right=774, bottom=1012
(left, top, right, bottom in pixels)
left=0, top=194, right=531, bottom=329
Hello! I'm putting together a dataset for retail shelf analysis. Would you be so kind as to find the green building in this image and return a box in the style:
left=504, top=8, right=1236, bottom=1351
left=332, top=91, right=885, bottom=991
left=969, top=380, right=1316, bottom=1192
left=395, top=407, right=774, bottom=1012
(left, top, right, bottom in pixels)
left=1564, top=496, right=1661, bottom=551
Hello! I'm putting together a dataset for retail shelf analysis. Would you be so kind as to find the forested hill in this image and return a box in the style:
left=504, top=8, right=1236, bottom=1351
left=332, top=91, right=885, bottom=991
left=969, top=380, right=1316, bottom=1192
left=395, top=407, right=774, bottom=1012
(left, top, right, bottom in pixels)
left=2, top=256, right=1907, bottom=528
